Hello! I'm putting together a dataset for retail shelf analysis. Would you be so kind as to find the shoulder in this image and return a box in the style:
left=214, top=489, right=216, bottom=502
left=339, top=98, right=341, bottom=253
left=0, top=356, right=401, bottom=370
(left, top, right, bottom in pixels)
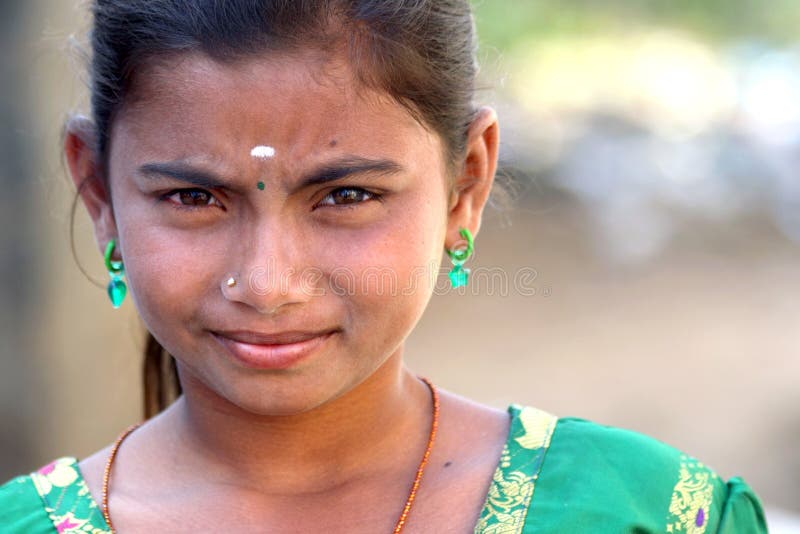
left=533, top=413, right=768, bottom=533
left=0, top=457, right=111, bottom=534
left=548, top=415, right=685, bottom=479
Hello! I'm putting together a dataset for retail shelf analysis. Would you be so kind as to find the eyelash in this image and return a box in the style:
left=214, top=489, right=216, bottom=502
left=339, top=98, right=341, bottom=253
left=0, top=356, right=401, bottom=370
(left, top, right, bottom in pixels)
left=317, top=187, right=383, bottom=208
left=162, top=189, right=223, bottom=211
left=160, top=186, right=382, bottom=211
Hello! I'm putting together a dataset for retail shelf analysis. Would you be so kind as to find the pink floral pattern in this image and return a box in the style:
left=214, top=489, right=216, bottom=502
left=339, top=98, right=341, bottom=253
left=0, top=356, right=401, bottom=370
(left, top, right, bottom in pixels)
left=29, top=457, right=110, bottom=534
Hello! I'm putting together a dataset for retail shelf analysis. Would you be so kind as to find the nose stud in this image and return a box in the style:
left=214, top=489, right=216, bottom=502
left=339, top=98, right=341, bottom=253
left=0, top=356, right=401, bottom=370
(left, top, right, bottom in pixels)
left=221, top=270, right=287, bottom=316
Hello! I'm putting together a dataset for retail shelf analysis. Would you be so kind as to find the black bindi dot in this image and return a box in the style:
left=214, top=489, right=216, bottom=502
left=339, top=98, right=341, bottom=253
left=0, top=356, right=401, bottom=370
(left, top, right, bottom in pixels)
left=443, top=461, right=452, bottom=468
left=329, top=139, right=338, bottom=147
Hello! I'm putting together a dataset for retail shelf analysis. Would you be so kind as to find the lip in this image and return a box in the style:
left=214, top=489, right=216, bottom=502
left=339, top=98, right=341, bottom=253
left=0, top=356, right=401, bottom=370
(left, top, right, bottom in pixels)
left=211, top=329, right=338, bottom=370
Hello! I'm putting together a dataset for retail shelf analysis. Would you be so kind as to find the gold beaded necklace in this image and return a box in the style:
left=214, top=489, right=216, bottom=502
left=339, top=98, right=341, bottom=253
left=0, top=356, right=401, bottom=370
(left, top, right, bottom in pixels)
left=102, top=378, right=440, bottom=533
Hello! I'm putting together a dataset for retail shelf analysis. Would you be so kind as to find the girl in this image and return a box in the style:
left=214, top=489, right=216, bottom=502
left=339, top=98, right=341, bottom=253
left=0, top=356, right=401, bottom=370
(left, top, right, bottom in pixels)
left=0, top=1, right=768, bottom=532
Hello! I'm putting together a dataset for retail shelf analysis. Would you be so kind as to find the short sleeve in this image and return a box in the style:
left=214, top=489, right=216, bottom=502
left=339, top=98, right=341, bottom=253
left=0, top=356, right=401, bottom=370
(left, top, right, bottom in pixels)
left=715, top=477, right=768, bottom=534
left=0, top=475, right=55, bottom=533
left=519, top=416, right=771, bottom=534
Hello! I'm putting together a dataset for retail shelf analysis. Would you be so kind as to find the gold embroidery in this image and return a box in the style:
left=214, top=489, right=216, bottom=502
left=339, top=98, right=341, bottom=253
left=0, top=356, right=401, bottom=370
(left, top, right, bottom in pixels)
left=475, top=406, right=558, bottom=534
left=515, top=407, right=557, bottom=450
left=665, top=455, right=717, bottom=534
left=30, top=457, right=79, bottom=497
left=29, top=458, right=112, bottom=534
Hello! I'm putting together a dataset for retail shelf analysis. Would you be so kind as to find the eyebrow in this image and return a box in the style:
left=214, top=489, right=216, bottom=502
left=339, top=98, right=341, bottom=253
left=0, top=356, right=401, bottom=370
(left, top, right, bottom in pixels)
left=300, top=157, right=403, bottom=187
left=138, top=162, right=230, bottom=189
left=137, top=156, right=404, bottom=190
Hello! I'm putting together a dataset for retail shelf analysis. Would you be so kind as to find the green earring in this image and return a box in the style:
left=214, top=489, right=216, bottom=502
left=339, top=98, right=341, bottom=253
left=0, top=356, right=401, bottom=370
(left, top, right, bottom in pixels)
left=446, top=228, right=474, bottom=288
left=104, top=239, right=127, bottom=309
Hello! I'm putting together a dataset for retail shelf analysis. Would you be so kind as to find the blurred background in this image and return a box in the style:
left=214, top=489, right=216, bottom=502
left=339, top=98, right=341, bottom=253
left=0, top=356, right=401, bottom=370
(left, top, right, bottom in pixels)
left=1, top=0, right=798, bottom=530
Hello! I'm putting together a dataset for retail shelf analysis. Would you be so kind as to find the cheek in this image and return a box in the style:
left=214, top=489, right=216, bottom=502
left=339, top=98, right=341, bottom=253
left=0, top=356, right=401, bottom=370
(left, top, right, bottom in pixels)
left=116, top=213, right=224, bottom=335
left=321, top=200, right=444, bottom=333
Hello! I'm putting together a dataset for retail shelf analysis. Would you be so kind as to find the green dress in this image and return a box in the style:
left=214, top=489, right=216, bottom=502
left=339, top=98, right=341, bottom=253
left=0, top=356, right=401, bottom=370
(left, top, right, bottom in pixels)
left=0, top=405, right=767, bottom=533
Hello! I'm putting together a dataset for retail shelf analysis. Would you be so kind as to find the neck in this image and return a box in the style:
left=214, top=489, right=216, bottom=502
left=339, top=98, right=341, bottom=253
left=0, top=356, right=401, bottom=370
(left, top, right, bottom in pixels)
left=159, top=351, right=433, bottom=495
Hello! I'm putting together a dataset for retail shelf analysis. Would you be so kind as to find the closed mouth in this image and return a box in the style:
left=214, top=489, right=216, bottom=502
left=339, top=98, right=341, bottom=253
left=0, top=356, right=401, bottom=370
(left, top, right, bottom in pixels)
left=211, top=328, right=339, bottom=346
left=209, top=328, right=339, bottom=370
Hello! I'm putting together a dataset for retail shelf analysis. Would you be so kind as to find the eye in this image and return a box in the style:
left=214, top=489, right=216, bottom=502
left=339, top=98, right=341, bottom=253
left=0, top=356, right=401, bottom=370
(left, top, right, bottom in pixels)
left=162, top=188, right=223, bottom=210
left=317, top=187, right=381, bottom=207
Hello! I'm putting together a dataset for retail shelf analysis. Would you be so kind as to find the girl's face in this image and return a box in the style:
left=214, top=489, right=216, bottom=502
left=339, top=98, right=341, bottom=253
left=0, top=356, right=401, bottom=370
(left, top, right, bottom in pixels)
left=103, top=50, right=453, bottom=415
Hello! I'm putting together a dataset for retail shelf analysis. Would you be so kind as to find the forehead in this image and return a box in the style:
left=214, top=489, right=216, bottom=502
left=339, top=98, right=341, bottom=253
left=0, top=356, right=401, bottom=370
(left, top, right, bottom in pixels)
left=112, top=49, right=439, bottom=166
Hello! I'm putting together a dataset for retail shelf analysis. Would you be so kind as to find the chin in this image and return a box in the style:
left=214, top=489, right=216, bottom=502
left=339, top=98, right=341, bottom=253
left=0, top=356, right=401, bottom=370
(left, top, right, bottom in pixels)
left=200, top=370, right=353, bottom=418
left=179, top=340, right=392, bottom=418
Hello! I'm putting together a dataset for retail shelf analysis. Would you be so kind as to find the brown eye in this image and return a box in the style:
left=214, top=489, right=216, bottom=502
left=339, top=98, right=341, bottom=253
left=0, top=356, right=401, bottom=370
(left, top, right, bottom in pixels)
left=319, top=187, right=378, bottom=207
left=165, top=188, right=219, bottom=208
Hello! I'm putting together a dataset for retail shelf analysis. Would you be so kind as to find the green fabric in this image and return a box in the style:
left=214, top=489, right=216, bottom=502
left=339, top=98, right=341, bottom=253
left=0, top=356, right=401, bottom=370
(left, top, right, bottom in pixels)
left=502, top=411, right=768, bottom=533
left=0, top=406, right=769, bottom=533
left=0, top=457, right=110, bottom=533
left=474, top=404, right=559, bottom=532
left=717, top=477, right=769, bottom=534
left=0, top=475, right=56, bottom=533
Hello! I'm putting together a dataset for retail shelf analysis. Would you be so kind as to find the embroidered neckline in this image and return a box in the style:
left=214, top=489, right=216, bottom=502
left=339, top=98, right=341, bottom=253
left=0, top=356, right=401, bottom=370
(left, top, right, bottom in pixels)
left=30, top=405, right=558, bottom=534
left=472, top=404, right=558, bottom=534
left=30, top=457, right=111, bottom=533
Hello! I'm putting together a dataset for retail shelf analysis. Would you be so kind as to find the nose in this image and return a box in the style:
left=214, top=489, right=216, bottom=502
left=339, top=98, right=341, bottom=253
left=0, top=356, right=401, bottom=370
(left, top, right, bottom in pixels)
left=220, top=226, right=315, bottom=315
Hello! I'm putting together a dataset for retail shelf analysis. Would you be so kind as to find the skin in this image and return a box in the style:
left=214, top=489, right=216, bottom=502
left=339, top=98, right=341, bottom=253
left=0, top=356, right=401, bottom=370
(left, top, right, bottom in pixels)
left=66, top=47, right=504, bottom=532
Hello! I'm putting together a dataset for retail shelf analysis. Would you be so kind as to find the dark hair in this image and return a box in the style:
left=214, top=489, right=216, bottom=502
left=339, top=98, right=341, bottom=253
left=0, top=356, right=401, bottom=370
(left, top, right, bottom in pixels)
left=81, top=0, right=484, bottom=419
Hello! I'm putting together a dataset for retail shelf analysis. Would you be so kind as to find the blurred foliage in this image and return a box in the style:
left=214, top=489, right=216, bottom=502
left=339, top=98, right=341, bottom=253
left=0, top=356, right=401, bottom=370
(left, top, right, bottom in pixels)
left=471, top=0, right=800, bottom=50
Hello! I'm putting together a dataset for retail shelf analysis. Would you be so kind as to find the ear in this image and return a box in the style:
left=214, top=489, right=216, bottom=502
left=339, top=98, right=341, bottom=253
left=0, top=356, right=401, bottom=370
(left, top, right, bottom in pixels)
left=445, top=106, right=500, bottom=252
left=65, top=115, right=120, bottom=259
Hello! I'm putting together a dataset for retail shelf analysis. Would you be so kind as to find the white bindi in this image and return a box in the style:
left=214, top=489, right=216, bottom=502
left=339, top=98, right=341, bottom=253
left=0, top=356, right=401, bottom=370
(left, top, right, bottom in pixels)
left=251, top=145, right=276, bottom=159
